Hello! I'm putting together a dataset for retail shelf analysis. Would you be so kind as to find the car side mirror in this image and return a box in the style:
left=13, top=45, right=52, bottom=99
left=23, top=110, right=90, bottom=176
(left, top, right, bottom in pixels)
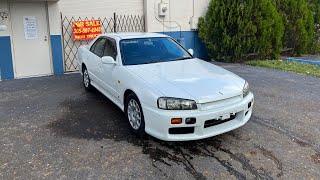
left=101, top=56, right=115, bottom=64
left=188, top=49, right=194, bottom=56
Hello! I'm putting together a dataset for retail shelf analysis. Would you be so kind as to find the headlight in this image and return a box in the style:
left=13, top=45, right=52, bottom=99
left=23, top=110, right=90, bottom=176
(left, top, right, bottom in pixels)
left=243, top=81, right=250, bottom=98
left=157, top=97, right=197, bottom=110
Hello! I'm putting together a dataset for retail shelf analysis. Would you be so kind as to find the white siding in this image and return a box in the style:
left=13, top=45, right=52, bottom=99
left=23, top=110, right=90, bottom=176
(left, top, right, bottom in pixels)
left=58, top=0, right=210, bottom=32
left=48, top=1, right=61, bottom=35
left=1, top=1, right=61, bottom=36
left=58, top=0, right=144, bottom=18
left=145, top=0, right=210, bottom=32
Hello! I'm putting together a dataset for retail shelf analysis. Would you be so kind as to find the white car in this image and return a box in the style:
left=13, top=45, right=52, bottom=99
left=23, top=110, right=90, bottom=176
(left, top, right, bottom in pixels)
left=77, top=33, right=254, bottom=141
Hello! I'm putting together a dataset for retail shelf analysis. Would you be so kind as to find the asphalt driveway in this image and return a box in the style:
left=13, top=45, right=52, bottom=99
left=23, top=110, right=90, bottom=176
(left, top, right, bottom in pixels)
left=0, top=62, right=319, bottom=179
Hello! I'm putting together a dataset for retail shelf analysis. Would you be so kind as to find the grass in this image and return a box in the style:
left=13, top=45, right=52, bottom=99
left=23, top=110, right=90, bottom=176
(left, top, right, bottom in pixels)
left=245, top=60, right=320, bottom=77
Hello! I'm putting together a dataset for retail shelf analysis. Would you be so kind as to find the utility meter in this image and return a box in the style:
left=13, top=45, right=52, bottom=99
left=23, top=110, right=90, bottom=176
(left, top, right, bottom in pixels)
left=190, top=16, right=199, bottom=30
left=0, top=25, right=7, bottom=31
left=158, top=2, right=168, bottom=17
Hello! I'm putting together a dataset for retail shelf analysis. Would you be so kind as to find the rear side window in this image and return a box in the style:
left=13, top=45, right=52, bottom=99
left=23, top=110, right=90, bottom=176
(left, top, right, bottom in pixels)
left=90, top=38, right=106, bottom=57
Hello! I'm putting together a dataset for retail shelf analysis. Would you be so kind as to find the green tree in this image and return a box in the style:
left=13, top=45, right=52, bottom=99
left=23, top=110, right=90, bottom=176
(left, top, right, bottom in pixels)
left=273, top=0, right=314, bottom=56
left=307, top=0, right=320, bottom=54
left=252, top=0, right=284, bottom=59
left=198, top=0, right=283, bottom=61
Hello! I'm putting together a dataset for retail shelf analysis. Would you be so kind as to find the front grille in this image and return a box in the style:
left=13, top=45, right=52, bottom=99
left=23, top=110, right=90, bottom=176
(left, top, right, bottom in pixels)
left=200, top=95, right=242, bottom=111
left=204, top=114, right=237, bottom=128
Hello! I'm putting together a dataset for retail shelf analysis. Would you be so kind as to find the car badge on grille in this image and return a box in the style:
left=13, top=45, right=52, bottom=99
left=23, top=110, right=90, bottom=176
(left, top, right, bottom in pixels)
left=219, top=91, right=223, bottom=95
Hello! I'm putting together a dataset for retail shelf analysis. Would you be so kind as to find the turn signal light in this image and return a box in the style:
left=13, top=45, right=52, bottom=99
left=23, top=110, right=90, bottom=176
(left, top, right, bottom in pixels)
left=171, top=118, right=182, bottom=124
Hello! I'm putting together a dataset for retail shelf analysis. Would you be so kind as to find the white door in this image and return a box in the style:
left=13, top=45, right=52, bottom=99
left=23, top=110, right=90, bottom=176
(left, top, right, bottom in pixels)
left=98, top=38, right=119, bottom=99
left=87, top=38, right=107, bottom=83
left=10, top=2, right=52, bottom=78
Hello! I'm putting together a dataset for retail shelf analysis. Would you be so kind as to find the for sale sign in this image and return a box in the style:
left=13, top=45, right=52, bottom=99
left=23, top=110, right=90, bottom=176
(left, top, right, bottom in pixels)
left=72, top=20, right=102, bottom=40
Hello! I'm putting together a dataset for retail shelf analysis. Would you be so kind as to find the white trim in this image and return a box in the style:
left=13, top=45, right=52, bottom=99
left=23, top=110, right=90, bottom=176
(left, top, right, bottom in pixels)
left=12, top=73, right=53, bottom=79
left=45, top=1, right=54, bottom=75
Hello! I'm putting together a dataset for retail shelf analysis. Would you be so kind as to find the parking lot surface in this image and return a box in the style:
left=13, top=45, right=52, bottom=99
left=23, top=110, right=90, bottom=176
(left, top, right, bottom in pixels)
left=0, top=62, right=319, bottom=179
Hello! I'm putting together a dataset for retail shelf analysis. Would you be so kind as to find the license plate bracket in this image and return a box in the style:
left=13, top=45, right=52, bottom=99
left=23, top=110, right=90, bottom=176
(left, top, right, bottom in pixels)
left=218, top=112, right=235, bottom=120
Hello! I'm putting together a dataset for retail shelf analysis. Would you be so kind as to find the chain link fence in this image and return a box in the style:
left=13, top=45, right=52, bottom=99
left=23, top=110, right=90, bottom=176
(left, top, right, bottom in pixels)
left=61, top=13, right=145, bottom=72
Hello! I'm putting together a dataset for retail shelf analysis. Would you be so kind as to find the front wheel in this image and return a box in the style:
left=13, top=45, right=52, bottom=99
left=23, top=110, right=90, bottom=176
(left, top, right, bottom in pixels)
left=125, top=94, right=145, bottom=136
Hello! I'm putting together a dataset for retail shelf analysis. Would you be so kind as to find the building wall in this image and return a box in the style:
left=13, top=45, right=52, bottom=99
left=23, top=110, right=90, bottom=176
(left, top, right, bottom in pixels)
left=144, top=0, right=210, bottom=59
left=48, top=1, right=64, bottom=75
left=58, top=0, right=144, bottom=18
left=0, top=0, right=14, bottom=80
left=1, top=0, right=210, bottom=80
left=0, top=0, right=63, bottom=80
left=57, top=0, right=210, bottom=58
left=57, top=0, right=210, bottom=31
left=145, top=0, right=210, bottom=32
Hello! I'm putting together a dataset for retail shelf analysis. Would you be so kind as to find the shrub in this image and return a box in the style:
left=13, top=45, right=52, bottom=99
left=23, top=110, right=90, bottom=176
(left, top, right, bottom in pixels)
left=198, top=0, right=283, bottom=62
left=273, top=0, right=314, bottom=56
left=307, top=0, right=320, bottom=54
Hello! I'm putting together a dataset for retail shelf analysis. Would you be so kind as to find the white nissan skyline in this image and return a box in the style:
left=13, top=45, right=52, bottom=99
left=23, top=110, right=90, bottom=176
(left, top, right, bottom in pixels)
left=77, top=33, right=254, bottom=141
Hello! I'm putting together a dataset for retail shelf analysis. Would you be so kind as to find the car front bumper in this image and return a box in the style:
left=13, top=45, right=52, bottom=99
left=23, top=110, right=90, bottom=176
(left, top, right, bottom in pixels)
left=142, top=93, right=254, bottom=141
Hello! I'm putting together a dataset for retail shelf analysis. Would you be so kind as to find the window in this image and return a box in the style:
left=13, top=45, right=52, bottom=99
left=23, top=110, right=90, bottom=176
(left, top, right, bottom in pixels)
left=120, top=37, right=192, bottom=65
left=103, top=39, right=117, bottom=60
left=90, top=41, right=98, bottom=52
left=90, top=38, right=106, bottom=57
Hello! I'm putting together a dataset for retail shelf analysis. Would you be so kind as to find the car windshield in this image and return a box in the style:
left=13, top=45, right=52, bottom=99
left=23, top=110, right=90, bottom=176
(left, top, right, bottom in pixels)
left=120, top=37, right=193, bottom=65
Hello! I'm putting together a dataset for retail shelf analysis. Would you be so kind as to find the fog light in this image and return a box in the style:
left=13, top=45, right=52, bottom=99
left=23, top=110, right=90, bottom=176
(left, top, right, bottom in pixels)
left=171, top=118, right=182, bottom=124
left=185, top=117, right=196, bottom=124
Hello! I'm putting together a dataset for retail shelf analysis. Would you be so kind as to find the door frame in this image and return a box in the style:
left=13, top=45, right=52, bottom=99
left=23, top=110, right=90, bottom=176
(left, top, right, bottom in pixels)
left=8, top=1, right=53, bottom=78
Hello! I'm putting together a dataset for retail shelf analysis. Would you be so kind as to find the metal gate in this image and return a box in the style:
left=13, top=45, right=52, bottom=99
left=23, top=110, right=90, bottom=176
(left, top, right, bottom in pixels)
left=61, top=13, right=145, bottom=72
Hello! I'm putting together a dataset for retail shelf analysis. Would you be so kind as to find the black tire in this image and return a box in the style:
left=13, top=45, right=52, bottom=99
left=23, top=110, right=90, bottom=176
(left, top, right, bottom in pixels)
left=82, top=66, right=93, bottom=91
left=125, top=93, right=146, bottom=136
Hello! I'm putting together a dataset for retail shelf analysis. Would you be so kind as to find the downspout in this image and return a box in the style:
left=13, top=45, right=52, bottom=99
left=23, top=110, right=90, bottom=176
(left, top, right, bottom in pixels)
left=193, top=0, right=195, bottom=18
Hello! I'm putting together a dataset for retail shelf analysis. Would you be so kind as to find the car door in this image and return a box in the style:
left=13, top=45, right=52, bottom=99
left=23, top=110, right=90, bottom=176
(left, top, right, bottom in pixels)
left=98, top=38, right=120, bottom=100
left=88, top=38, right=107, bottom=84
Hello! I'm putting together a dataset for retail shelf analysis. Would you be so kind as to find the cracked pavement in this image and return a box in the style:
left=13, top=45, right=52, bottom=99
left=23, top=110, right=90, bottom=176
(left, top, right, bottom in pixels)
left=0, top=62, right=319, bottom=179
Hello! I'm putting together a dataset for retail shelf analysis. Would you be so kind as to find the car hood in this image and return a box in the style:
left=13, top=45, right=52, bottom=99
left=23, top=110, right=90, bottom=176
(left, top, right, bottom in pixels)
left=125, top=59, right=245, bottom=103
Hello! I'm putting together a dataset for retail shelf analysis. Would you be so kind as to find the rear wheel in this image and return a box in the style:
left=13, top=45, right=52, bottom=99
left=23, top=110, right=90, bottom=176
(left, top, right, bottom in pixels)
left=125, top=93, right=145, bottom=136
left=82, top=67, right=93, bottom=91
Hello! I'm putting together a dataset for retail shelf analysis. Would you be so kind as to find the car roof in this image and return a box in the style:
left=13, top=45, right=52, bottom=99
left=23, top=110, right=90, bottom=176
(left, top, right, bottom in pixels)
left=100, top=32, right=169, bottom=40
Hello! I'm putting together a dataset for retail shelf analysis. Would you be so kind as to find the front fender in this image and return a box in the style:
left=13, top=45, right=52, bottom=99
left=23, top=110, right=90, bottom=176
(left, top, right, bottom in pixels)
left=116, top=67, right=164, bottom=109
